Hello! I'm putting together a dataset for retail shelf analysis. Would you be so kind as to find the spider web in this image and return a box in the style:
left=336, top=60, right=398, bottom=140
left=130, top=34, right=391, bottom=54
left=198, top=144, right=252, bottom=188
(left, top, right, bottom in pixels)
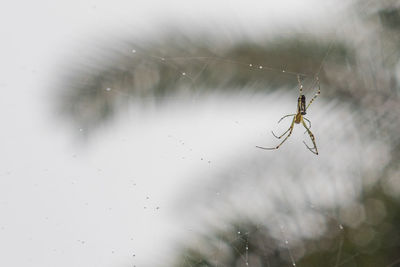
left=117, top=46, right=370, bottom=267
left=115, top=44, right=397, bottom=267
left=57, top=26, right=400, bottom=266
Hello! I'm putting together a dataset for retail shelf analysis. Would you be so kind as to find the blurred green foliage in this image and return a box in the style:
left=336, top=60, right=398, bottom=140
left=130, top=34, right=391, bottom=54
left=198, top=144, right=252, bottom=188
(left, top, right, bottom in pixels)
left=172, top=185, right=400, bottom=267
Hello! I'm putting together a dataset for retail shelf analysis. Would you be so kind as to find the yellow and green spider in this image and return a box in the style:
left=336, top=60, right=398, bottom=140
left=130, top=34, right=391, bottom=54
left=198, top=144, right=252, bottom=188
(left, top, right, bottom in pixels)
left=256, top=75, right=320, bottom=155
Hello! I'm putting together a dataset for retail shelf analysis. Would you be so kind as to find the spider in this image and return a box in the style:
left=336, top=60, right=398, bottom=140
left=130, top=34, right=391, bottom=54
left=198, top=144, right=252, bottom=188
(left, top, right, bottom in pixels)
left=256, top=75, right=320, bottom=155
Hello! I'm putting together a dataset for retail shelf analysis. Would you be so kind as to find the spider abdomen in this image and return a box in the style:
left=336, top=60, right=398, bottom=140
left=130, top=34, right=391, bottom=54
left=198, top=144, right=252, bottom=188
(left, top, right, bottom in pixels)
left=298, top=95, right=307, bottom=115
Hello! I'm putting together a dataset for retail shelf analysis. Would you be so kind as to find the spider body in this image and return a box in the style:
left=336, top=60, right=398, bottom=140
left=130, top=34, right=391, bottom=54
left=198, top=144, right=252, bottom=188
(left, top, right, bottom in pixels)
left=295, top=95, right=307, bottom=123
left=256, top=75, right=320, bottom=155
left=294, top=113, right=303, bottom=124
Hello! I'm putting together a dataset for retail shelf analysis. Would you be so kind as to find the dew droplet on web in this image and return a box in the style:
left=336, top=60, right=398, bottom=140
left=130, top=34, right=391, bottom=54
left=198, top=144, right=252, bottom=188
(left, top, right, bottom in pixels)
left=282, top=70, right=286, bottom=73
left=259, top=65, right=263, bottom=69
left=182, top=72, right=186, bottom=76
left=237, top=231, right=241, bottom=234
left=106, top=87, right=111, bottom=91
left=132, top=49, right=136, bottom=53
left=249, top=64, right=252, bottom=67
left=339, top=224, right=344, bottom=230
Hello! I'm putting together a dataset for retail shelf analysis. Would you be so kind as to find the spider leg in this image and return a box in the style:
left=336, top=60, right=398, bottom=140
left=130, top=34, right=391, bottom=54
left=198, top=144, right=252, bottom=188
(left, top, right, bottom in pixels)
left=301, top=118, right=318, bottom=155
left=272, top=114, right=296, bottom=139
left=257, top=117, right=295, bottom=150
left=272, top=128, right=290, bottom=139
left=303, top=141, right=318, bottom=155
left=303, top=117, right=311, bottom=128
left=303, top=117, right=311, bottom=134
left=306, top=76, right=320, bottom=110
left=277, top=114, right=296, bottom=124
